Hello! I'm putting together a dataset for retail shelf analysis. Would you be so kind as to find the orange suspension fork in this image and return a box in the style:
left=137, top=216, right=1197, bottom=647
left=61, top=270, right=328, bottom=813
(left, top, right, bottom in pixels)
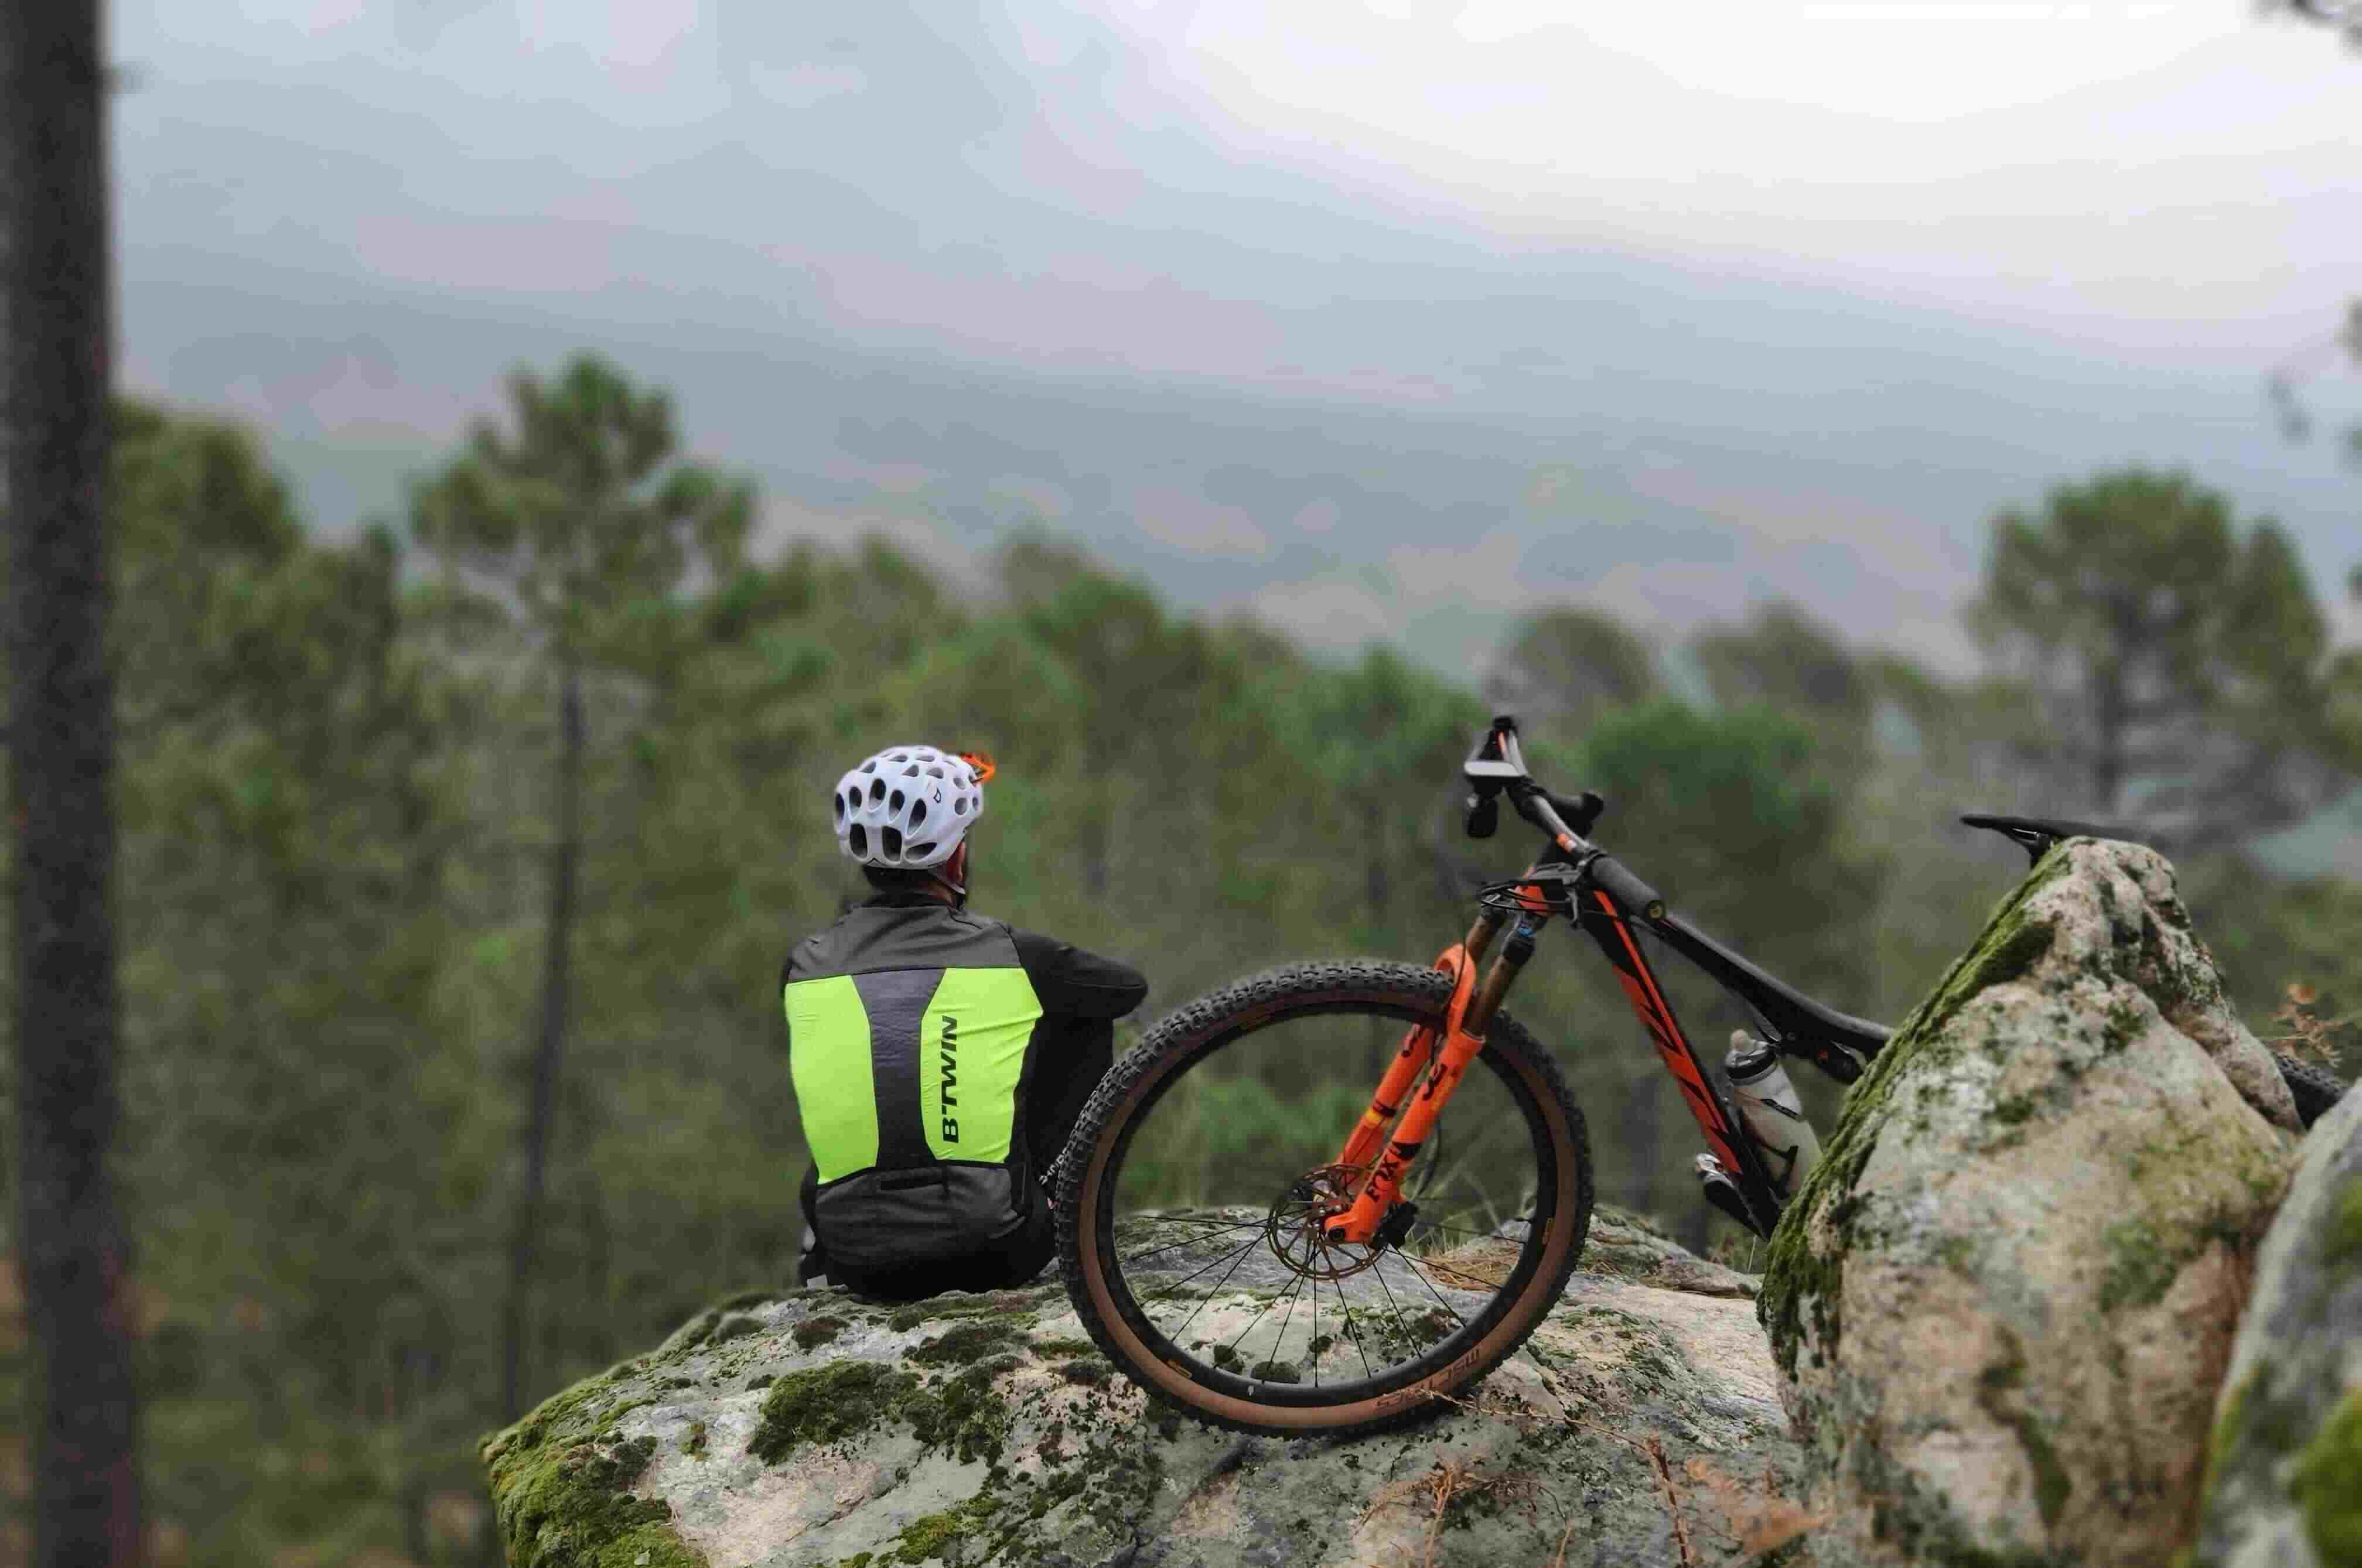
left=1327, top=894, right=1544, bottom=1244
left=1334, top=944, right=1476, bottom=1173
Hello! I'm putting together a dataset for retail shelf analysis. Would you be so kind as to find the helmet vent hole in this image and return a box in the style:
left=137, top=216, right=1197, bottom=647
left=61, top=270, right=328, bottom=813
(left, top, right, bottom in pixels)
left=882, top=826, right=904, bottom=858
left=910, top=800, right=927, bottom=825
left=848, top=824, right=868, bottom=856
left=909, top=841, right=934, bottom=859
left=861, top=760, right=876, bottom=774
left=903, top=763, right=920, bottom=777
left=833, top=795, right=847, bottom=823
left=926, top=765, right=944, bottom=778
left=890, top=789, right=905, bottom=812
left=953, top=798, right=967, bottom=816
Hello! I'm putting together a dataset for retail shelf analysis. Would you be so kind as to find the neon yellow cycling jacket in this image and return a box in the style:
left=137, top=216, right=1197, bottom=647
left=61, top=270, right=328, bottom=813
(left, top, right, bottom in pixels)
left=783, top=891, right=1145, bottom=1272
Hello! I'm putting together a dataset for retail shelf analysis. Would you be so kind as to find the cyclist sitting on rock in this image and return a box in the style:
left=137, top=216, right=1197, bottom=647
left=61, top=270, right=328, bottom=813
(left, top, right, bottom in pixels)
left=786, top=744, right=1148, bottom=1300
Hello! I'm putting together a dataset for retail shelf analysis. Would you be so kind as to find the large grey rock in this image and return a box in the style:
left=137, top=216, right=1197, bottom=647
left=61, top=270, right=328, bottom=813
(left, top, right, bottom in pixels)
left=1759, top=838, right=2300, bottom=1567
left=482, top=1210, right=1817, bottom=1567
left=2188, top=1077, right=2362, bottom=1568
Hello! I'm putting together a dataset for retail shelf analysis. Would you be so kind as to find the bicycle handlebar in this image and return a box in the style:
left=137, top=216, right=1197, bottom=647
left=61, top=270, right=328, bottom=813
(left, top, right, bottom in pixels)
left=1462, top=715, right=1654, bottom=913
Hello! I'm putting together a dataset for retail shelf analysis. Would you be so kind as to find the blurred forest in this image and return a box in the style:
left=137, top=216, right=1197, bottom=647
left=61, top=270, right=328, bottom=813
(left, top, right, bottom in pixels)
left=2, top=353, right=2358, bottom=1567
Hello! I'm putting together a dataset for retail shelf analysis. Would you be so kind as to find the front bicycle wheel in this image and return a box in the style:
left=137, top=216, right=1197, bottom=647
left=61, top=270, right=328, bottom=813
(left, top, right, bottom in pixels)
left=1057, top=959, right=1593, bottom=1437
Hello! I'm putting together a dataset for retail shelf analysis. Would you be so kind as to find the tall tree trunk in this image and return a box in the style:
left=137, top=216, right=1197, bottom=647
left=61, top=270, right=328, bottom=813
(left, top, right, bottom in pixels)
left=4, top=4, right=145, bottom=1563
left=501, top=660, right=583, bottom=1422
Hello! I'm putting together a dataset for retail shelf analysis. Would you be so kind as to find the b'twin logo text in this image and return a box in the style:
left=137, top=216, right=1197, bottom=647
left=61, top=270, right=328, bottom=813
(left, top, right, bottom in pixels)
left=939, top=1013, right=960, bottom=1143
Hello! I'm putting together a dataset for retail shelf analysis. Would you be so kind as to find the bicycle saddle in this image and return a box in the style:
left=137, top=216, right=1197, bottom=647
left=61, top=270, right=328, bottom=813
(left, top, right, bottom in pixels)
left=1960, top=813, right=2151, bottom=866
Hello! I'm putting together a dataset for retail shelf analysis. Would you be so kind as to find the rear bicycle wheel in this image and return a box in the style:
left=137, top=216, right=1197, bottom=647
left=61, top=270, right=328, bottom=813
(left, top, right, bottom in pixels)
left=2272, top=1048, right=2350, bottom=1129
left=1056, top=959, right=1593, bottom=1437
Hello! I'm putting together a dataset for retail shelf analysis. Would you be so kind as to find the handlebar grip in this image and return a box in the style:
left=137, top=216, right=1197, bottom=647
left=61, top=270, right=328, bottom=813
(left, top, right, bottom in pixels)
left=1464, top=794, right=1499, bottom=839
left=1587, top=853, right=1664, bottom=918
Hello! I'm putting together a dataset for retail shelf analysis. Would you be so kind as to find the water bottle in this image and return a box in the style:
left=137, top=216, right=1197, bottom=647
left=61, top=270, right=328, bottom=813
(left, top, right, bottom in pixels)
left=1726, top=1031, right=1821, bottom=1200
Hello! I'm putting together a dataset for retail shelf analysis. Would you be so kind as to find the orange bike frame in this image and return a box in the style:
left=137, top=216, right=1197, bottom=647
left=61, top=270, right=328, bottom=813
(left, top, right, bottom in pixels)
left=1326, top=877, right=1555, bottom=1245
left=1582, top=888, right=1754, bottom=1186
left=1325, top=944, right=1480, bottom=1243
left=1323, top=872, right=1769, bottom=1244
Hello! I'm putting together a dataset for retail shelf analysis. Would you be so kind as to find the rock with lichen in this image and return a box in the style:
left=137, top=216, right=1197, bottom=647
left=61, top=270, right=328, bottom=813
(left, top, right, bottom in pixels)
left=1575, top=1203, right=1762, bottom=1298
left=1758, top=837, right=2300, bottom=1567
left=482, top=1225, right=1818, bottom=1567
left=2188, top=1077, right=2362, bottom=1568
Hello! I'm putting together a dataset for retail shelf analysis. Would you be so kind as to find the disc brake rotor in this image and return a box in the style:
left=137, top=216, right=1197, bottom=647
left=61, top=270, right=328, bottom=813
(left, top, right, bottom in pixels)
left=1264, top=1163, right=1397, bottom=1282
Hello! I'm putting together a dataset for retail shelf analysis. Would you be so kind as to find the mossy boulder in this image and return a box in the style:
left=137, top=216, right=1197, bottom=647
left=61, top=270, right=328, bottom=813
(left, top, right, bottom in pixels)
left=479, top=1364, right=708, bottom=1568
left=2188, top=1076, right=2362, bottom=1567
left=1759, top=838, right=2299, bottom=1567
left=487, top=1235, right=1820, bottom=1566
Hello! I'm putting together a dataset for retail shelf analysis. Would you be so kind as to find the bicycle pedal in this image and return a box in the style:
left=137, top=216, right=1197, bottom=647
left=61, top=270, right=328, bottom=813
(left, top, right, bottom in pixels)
left=1692, top=1154, right=1764, bottom=1236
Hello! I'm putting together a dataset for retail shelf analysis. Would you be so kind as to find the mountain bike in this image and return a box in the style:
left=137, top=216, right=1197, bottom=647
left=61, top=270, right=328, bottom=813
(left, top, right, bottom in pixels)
left=1053, top=714, right=2349, bottom=1437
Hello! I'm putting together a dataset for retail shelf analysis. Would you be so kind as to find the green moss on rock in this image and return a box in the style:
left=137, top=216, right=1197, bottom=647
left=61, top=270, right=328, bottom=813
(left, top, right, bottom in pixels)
left=746, top=1355, right=1012, bottom=1468
left=1026, top=1336, right=1099, bottom=1357
left=2323, top=1177, right=2362, bottom=1270
left=909, top=1321, right=1022, bottom=1368
left=903, top=1366, right=1012, bottom=1465
left=1975, top=1336, right=2071, bottom=1530
left=886, top=1290, right=1044, bottom=1333
left=482, top=1375, right=708, bottom=1568
left=2292, top=1390, right=2362, bottom=1564
left=668, top=1310, right=722, bottom=1356
left=793, top=1315, right=847, bottom=1350
left=2097, top=1218, right=2183, bottom=1313
left=747, top=1361, right=920, bottom=1461
left=885, top=1494, right=1004, bottom=1565
left=1761, top=842, right=2192, bottom=1378
left=1055, top=1358, right=1112, bottom=1388
left=715, top=1287, right=783, bottom=1312
left=709, top=1314, right=763, bottom=1345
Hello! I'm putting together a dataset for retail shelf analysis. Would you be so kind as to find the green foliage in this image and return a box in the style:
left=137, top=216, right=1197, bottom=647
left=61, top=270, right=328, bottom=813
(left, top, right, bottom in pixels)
left=15, top=370, right=2354, bottom=1568
left=409, top=352, right=754, bottom=665
left=1969, top=467, right=2361, bottom=840
left=1484, top=604, right=1658, bottom=730
left=1581, top=698, right=1889, bottom=1005
left=1692, top=600, right=1871, bottom=739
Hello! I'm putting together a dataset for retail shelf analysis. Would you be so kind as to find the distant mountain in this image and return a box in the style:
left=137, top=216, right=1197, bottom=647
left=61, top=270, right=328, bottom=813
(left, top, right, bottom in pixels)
left=124, top=244, right=2359, bottom=682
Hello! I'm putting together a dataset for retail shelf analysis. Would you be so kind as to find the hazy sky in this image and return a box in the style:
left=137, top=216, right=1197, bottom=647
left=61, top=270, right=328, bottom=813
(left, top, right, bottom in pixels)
left=118, top=0, right=2360, bottom=357
left=110, top=0, right=2362, bottom=669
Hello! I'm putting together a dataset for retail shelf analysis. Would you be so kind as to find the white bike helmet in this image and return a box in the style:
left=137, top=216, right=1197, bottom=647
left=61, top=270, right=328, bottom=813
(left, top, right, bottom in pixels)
left=832, top=744, right=991, bottom=869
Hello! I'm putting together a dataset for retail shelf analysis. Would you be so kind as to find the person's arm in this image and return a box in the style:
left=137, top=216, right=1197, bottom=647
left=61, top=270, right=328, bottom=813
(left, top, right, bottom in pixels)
left=1009, top=926, right=1148, bottom=1020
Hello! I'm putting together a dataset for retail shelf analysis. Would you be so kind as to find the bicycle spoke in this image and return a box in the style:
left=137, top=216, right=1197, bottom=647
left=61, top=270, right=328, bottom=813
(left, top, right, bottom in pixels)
left=1368, top=1250, right=1412, bottom=1330
left=1343, top=1292, right=1375, bottom=1381
left=1138, top=1232, right=1264, bottom=1311
left=1115, top=1219, right=1267, bottom=1269
left=1269, top=1270, right=1306, bottom=1372
left=1309, top=1273, right=1320, bottom=1388
left=1217, top=1267, right=1306, bottom=1363
left=1162, top=1234, right=1268, bottom=1340
left=1407, top=1256, right=1505, bottom=1292
left=1076, top=969, right=1588, bottom=1429
left=1398, top=1252, right=1473, bottom=1331
left=1342, top=1294, right=1379, bottom=1379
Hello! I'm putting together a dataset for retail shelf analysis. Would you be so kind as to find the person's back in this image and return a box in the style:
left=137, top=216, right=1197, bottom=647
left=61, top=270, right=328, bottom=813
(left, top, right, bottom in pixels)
left=785, top=745, right=1146, bottom=1300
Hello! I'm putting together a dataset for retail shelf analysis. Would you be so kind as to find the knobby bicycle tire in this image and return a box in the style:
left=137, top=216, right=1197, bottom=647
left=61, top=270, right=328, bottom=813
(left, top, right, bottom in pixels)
left=2271, top=1048, right=2350, bottom=1129
left=1056, top=959, right=1593, bottom=1439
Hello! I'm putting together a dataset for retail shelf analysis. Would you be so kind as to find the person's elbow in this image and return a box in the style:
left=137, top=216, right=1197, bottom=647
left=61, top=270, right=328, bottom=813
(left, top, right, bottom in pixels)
left=1111, top=973, right=1149, bottom=1017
